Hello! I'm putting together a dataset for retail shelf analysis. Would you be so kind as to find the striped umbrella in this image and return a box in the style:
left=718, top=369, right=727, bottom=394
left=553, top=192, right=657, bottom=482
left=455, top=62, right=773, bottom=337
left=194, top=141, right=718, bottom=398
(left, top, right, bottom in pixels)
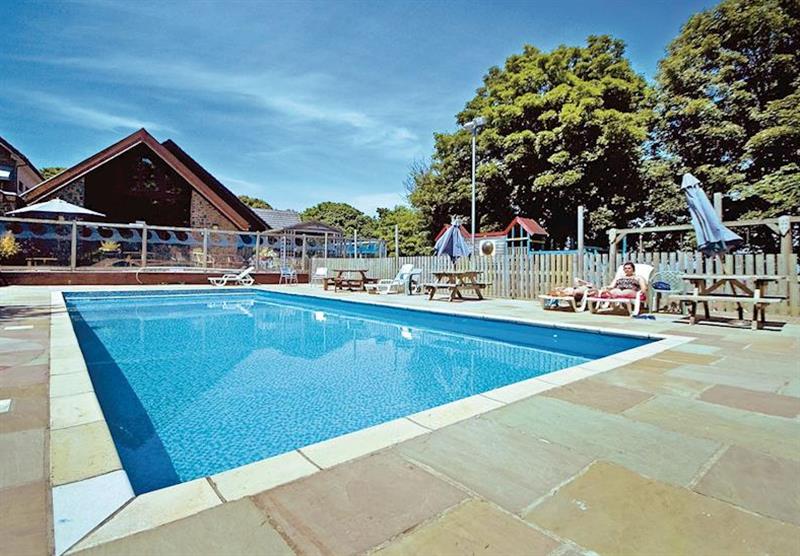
left=681, top=173, right=742, bottom=256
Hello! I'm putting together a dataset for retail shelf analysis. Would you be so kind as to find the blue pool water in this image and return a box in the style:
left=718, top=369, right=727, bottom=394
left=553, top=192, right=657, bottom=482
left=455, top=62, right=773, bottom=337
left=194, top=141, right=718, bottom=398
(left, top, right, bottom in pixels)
left=65, top=290, right=651, bottom=494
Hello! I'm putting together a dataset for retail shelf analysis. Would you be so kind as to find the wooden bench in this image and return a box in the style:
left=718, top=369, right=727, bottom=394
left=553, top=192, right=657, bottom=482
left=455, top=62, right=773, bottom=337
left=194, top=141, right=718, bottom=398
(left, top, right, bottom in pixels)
left=669, top=292, right=786, bottom=330
left=423, top=282, right=487, bottom=302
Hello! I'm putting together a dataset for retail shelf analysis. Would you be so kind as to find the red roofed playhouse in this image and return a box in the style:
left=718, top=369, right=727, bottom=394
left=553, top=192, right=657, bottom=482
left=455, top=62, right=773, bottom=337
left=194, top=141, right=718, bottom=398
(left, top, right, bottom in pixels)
left=435, top=216, right=549, bottom=256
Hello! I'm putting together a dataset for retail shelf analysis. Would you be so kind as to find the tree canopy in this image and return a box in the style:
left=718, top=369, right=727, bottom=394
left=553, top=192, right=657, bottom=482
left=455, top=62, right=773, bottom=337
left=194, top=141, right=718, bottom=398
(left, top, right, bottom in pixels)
left=409, top=35, right=652, bottom=247
left=237, top=195, right=272, bottom=209
left=301, top=202, right=375, bottom=236
left=654, top=0, right=800, bottom=219
left=372, top=206, right=429, bottom=256
left=40, top=167, right=66, bottom=180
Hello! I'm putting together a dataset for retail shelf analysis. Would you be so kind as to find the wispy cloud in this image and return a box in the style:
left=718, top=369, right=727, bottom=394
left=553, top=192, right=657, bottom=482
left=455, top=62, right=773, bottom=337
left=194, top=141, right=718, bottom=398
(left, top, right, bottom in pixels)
left=23, top=55, right=420, bottom=154
left=17, top=91, right=173, bottom=134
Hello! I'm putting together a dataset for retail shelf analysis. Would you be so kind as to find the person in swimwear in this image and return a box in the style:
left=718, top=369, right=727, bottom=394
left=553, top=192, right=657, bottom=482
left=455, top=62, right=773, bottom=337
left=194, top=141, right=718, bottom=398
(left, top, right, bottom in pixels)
left=601, top=261, right=646, bottom=297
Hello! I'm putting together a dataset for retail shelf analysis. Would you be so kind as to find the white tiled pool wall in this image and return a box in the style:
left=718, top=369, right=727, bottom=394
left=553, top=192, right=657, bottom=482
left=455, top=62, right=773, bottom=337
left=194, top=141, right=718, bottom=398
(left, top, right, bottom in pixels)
left=48, top=286, right=693, bottom=554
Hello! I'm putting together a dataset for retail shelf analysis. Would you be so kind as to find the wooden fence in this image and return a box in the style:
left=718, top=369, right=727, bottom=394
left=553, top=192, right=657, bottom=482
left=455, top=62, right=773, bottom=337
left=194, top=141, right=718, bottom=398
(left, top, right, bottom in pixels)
left=311, top=251, right=799, bottom=316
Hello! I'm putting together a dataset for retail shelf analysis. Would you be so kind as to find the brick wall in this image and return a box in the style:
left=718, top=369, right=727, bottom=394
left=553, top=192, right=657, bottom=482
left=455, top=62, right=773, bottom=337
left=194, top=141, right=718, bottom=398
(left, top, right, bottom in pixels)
left=190, top=190, right=236, bottom=230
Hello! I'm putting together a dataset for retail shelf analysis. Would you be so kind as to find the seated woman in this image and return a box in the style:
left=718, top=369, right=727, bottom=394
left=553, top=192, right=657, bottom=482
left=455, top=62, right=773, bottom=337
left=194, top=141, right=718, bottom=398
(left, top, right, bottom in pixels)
left=601, top=261, right=646, bottom=298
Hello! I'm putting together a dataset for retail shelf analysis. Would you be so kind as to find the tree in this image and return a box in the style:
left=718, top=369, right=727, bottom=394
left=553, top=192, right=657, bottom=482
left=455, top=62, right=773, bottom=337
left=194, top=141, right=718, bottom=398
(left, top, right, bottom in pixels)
left=40, top=167, right=66, bottom=180
left=238, top=195, right=272, bottom=209
left=373, top=206, right=430, bottom=256
left=408, top=35, right=653, bottom=247
left=653, top=0, right=800, bottom=220
left=301, top=202, right=375, bottom=236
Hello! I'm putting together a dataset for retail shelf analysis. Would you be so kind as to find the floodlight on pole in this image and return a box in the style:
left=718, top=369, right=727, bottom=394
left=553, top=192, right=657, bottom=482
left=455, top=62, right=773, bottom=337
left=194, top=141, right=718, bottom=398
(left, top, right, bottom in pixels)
left=462, top=116, right=486, bottom=254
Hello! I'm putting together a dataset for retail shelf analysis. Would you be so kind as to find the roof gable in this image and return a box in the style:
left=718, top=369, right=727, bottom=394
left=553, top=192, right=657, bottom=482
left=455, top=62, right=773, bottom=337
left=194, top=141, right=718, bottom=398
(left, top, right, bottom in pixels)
left=22, top=129, right=261, bottom=231
left=0, top=135, right=44, bottom=181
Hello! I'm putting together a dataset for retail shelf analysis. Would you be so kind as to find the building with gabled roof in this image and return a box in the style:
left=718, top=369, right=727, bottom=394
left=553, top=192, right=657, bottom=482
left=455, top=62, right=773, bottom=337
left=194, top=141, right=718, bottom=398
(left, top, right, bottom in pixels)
left=0, top=135, right=44, bottom=213
left=19, top=129, right=266, bottom=231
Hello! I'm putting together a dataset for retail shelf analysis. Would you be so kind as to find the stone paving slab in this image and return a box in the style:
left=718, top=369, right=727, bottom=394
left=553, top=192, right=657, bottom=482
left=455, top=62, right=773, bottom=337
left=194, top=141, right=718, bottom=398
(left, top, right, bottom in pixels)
left=252, top=452, right=468, bottom=555
left=541, top=378, right=653, bottom=413
left=396, top=418, right=591, bottom=513
left=0, top=383, right=47, bottom=433
left=668, top=364, right=791, bottom=393
left=50, top=421, right=122, bottom=486
left=699, top=384, right=800, bottom=418
left=0, top=362, right=48, bottom=389
left=0, top=480, right=50, bottom=556
left=72, top=477, right=221, bottom=552
left=526, top=461, right=800, bottom=556
left=73, top=498, right=293, bottom=556
left=0, top=428, right=46, bottom=489
left=375, top=499, right=560, bottom=556
left=625, top=395, right=800, bottom=461
left=694, top=445, right=800, bottom=526
left=486, top=396, right=721, bottom=486
left=593, top=364, right=712, bottom=397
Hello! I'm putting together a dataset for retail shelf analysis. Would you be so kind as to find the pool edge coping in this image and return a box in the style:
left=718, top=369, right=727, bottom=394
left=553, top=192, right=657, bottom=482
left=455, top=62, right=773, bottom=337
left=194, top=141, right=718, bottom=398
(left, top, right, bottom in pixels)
left=48, top=285, right=694, bottom=553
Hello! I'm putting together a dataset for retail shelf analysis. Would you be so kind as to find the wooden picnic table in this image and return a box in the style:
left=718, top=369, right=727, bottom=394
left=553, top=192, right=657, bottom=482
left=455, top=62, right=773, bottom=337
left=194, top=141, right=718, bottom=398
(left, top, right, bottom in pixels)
left=424, top=270, right=487, bottom=302
left=672, top=274, right=787, bottom=329
left=324, top=269, right=377, bottom=292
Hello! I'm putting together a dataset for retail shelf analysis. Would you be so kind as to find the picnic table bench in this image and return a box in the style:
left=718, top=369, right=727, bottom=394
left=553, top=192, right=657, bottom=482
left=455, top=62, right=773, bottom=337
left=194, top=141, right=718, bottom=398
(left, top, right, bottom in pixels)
left=669, top=274, right=787, bottom=330
left=324, top=269, right=377, bottom=292
left=424, top=270, right=488, bottom=302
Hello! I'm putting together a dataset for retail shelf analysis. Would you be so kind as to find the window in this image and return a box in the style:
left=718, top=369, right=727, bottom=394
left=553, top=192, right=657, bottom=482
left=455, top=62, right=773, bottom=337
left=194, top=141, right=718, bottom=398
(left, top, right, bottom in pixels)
left=0, top=165, right=12, bottom=181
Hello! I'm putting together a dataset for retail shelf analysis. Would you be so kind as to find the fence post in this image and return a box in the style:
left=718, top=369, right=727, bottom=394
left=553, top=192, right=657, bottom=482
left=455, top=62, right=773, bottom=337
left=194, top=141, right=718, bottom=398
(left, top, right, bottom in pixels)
left=69, top=222, right=77, bottom=270
left=324, top=232, right=328, bottom=261
left=301, top=234, right=308, bottom=272
left=254, top=232, right=261, bottom=271
left=140, top=224, right=148, bottom=268
left=780, top=217, right=798, bottom=316
left=202, top=229, right=209, bottom=268
left=577, top=205, right=584, bottom=280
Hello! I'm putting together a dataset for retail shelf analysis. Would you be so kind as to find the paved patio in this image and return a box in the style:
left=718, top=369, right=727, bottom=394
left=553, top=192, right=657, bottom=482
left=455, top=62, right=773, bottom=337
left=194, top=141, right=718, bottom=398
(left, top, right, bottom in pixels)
left=1, top=284, right=798, bottom=555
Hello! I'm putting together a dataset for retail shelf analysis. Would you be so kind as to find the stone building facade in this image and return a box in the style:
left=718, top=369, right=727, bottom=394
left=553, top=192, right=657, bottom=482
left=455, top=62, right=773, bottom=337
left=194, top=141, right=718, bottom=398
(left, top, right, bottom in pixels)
left=189, top=191, right=236, bottom=230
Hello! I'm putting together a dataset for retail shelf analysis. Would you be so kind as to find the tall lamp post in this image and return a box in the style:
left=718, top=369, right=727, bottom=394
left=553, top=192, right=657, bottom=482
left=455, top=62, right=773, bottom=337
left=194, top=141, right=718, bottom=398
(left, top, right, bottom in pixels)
left=462, top=116, right=486, bottom=254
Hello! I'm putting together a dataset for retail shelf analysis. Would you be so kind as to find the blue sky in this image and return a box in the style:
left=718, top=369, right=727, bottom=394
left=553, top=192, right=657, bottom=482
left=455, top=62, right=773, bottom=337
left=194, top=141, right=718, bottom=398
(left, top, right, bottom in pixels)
left=0, top=0, right=711, bottom=215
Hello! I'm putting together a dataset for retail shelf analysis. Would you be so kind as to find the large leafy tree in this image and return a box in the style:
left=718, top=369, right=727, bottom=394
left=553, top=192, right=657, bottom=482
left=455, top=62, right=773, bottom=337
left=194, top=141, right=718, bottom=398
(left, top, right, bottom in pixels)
left=238, top=195, right=272, bottom=209
left=654, top=0, right=800, bottom=219
left=409, top=35, right=652, bottom=246
left=373, top=205, right=429, bottom=256
left=301, top=201, right=375, bottom=237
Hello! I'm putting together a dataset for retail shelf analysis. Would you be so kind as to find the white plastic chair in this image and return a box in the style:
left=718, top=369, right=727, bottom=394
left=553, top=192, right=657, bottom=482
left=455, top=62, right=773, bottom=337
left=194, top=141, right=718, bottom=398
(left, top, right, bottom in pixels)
left=366, top=263, right=414, bottom=295
left=279, top=265, right=298, bottom=285
left=310, top=267, right=328, bottom=287
left=208, top=266, right=255, bottom=287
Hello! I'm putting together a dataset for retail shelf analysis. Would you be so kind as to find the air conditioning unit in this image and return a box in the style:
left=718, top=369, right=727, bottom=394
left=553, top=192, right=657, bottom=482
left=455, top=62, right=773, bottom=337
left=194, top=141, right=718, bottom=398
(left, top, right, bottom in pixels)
left=479, top=239, right=495, bottom=256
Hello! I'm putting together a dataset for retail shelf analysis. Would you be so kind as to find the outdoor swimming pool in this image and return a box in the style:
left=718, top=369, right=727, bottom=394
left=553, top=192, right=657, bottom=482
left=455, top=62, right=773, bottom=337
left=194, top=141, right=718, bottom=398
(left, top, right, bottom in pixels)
left=65, top=290, right=652, bottom=494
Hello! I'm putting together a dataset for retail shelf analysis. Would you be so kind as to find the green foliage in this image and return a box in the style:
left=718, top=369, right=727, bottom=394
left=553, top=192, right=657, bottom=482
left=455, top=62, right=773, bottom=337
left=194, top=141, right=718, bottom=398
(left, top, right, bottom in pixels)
left=373, top=206, right=430, bottom=256
left=301, top=202, right=375, bottom=237
left=654, top=0, right=800, bottom=219
left=238, top=195, right=272, bottom=209
left=40, top=167, right=66, bottom=180
left=408, top=35, right=652, bottom=246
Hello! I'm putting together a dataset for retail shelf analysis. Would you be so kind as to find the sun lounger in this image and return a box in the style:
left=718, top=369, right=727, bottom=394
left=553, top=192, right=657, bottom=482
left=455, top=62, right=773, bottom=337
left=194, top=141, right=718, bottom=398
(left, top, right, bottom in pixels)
left=587, top=263, right=654, bottom=316
left=208, top=266, right=255, bottom=287
left=539, top=279, right=595, bottom=312
left=366, top=264, right=415, bottom=295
